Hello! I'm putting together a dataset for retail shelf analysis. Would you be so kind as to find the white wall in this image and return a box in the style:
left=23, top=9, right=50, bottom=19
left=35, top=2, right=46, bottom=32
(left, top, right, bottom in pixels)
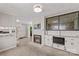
left=0, top=13, right=16, bottom=27
left=16, top=23, right=25, bottom=38
left=16, top=23, right=30, bottom=39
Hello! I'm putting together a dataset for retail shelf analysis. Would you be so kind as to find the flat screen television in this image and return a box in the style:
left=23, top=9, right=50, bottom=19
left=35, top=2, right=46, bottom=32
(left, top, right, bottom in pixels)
left=53, top=36, right=65, bottom=45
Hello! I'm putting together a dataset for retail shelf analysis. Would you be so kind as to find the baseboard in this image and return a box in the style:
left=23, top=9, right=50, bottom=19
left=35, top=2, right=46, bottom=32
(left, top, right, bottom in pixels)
left=0, top=45, right=16, bottom=53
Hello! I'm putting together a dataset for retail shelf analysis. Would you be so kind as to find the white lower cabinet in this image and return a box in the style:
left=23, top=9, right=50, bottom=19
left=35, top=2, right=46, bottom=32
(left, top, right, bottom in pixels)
left=0, top=35, right=16, bottom=51
left=44, top=35, right=53, bottom=47
left=65, top=37, right=79, bottom=54
left=44, top=34, right=79, bottom=54
left=53, top=43, right=65, bottom=50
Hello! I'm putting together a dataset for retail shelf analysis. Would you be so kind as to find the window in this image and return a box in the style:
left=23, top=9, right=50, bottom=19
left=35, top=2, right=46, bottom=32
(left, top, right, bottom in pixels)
left=46, top=12, right=79, bottom=31
left=46, top=17, right=59, bottom=30
left=59, top=12, right=78, bottom=30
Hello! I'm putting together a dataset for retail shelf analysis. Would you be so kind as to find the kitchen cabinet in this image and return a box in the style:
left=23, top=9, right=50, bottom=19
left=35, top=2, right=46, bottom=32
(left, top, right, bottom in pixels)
left=53, top=43, right=65, bottom=50
left=65, top=37, right=79, bottom=54
left=44, top=35, right=52, bottom=47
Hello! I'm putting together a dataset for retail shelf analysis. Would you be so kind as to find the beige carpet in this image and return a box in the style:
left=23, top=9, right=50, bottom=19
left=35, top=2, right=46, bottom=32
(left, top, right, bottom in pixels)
left=0, top=38, right=78, bottom=56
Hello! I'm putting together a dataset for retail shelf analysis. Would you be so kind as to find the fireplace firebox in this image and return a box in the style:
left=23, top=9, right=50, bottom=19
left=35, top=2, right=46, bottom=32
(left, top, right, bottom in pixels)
left=34, top=35, right=41, bottom=44
left=53, top=36, right=65, bottom=45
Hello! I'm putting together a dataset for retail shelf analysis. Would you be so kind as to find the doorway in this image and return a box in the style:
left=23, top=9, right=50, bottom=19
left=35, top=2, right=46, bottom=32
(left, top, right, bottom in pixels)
left=30, top=26, right=32, bottom=37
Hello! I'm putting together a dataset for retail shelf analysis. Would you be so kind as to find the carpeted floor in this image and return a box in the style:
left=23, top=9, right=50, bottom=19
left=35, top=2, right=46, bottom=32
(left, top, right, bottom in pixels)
left=0, top=38, right=78, bottom=56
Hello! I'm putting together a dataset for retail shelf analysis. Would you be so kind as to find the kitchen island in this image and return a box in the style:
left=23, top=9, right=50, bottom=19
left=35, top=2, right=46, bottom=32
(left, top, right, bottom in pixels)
left=0, top=27, right=16, bottom=52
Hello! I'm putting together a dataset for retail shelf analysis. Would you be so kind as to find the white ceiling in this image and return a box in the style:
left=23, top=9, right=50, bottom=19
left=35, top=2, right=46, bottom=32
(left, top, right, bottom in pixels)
left=0, top=3, right=79, bottom=23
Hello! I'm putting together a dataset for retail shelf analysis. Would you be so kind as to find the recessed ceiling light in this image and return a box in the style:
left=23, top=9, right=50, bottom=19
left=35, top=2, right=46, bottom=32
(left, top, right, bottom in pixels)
left=16, top=19, right=20, bottom=22
left=33, top=4, right=42, bottom=13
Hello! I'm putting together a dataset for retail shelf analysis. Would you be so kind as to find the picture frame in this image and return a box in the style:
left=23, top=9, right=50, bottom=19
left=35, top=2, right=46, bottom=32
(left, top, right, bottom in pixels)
left=34, top=23, right=41, bottom=29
